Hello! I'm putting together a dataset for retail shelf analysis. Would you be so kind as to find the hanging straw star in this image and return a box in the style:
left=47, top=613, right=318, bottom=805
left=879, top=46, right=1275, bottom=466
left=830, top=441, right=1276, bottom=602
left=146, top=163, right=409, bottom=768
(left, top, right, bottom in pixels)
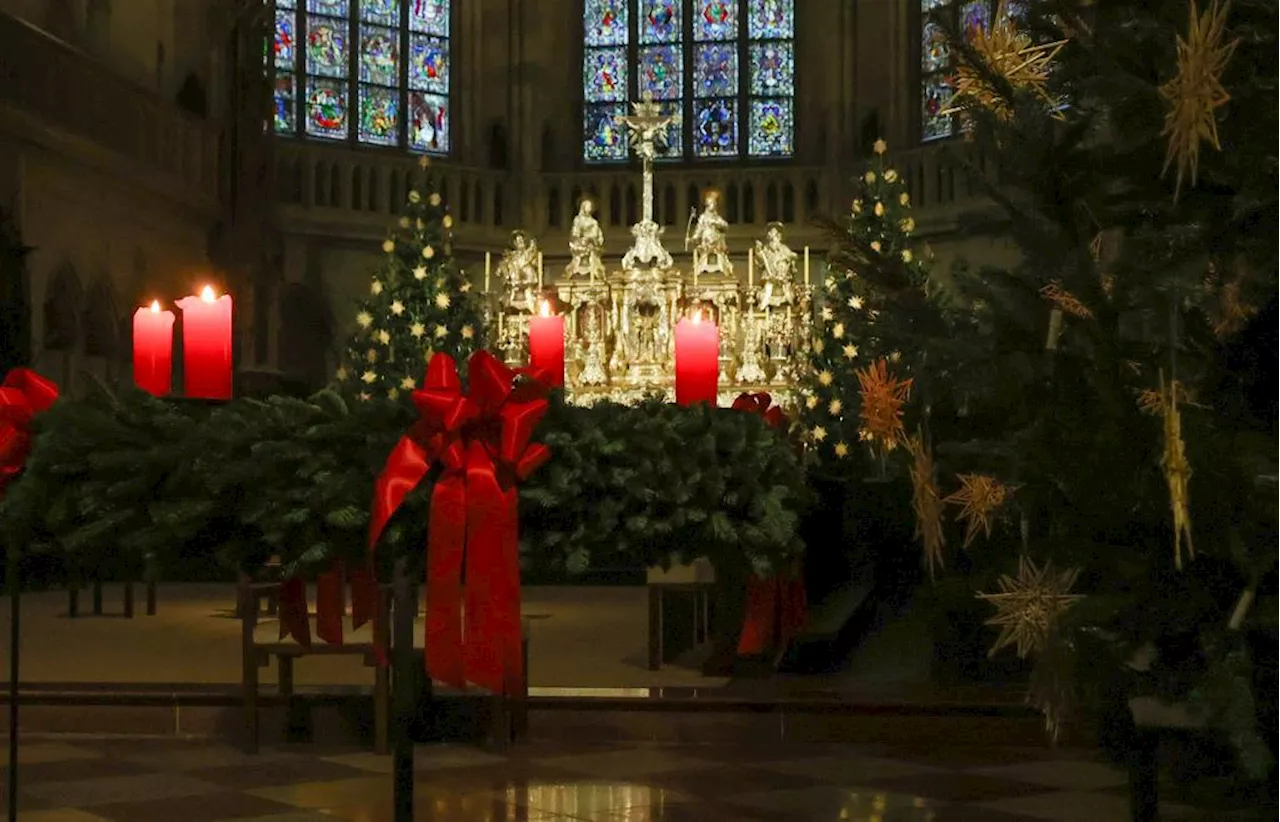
left=944, top=473, right=1015, bottom=548
left=1156, top=372, right=1195, bottom=570
left=942, top=2, right=1067, bottom=121
left=855, top=359, right=912, bottom=457
left=1040, top=282, right=1093, bottom=319
left=907, top=433, right=947, bottom=580
left=977, top=556, right=1084, bottom=659
left=1159, top=0, right=1237, bottom=200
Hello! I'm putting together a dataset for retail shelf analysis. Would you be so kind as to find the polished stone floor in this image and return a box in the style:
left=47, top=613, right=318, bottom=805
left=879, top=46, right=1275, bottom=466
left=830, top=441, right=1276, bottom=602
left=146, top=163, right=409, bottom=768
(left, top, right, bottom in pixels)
left=0, top=734, right=1248, bottom=822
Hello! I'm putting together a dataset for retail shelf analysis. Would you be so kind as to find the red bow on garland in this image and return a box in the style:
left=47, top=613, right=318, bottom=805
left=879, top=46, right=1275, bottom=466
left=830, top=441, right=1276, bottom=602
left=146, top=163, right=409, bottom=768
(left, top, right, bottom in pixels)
left=0, top=368, right=59, bottom=496
left=342, top=350, right=552, bottom=695
left=730, top=391, right=807, bottom=657
left=731, top=391, right=786, bottom=429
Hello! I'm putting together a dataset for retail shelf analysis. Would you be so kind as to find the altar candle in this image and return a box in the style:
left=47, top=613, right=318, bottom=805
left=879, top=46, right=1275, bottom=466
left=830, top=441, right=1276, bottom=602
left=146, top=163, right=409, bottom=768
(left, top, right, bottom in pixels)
left=748, top=248, right=754, bottom=288
left=674, top=311, right=719, bottom=406
left=528, top=300, right=565, bottom=387
left=484, top=251, right=492, bottom=292
left=537, top=252, right=544, bottom=288
left=132, top=300, right=175, bottom=396
left=804, top=246, right=810, bottom=287
left=176, top=285, right=233, bottom=400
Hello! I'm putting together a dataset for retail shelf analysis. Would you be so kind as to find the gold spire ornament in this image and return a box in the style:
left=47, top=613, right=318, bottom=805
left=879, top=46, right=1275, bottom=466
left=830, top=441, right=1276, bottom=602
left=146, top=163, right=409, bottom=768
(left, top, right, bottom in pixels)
left=855, top=359, right=913, bottom=456
left=1159, top=0, right=1238, bottom=199
left=942, top=2, right=1067, bottom=122
left=977, top=556, right=1084, bottom=659
left=907, top=433, right=947, bottom=580
left=1155, top=372, right=1195, bottom=570
left=944, top=473, right=1015, bottom=548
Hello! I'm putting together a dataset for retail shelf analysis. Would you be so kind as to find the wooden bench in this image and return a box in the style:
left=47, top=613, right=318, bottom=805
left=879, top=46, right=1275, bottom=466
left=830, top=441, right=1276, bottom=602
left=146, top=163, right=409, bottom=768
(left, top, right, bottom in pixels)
left=647, top=560, right=715, bottom=670
left=238, top=580, right=391, bottom=755
left=239, top=578, right=534, bottom=754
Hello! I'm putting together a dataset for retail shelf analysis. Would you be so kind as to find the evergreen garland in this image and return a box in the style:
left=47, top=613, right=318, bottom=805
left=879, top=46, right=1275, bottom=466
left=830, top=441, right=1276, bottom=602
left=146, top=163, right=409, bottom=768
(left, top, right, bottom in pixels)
left=0, top=390, right=808, bottom=582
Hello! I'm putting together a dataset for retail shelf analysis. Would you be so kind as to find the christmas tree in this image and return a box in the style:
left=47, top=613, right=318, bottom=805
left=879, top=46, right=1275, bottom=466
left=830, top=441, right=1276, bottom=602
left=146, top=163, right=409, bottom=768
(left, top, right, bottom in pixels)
left=828, top=0, right=1277, bottom=771
left=334, top=157, right=486, bottom=401
left=800, top=139, right=963, bottom=473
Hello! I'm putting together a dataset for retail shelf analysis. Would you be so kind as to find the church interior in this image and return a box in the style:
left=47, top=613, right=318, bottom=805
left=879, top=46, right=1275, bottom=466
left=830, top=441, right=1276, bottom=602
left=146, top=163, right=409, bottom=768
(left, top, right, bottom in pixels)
left=0, top=0, right=1016, bottom=396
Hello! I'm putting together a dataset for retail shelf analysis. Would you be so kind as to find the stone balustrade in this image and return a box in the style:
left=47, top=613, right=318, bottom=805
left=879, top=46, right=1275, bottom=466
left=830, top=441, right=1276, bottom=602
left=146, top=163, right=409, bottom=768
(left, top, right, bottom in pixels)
left=272, top=140, right=512, bottom=245
left=271, top=139, right=996, bottom=248
left=0, top=11, right=219, bottom=209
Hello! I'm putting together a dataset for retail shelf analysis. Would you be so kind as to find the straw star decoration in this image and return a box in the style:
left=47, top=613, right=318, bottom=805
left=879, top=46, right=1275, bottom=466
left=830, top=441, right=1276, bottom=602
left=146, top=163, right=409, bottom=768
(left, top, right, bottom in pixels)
left=944, top=473, right=1015, bottom=548
left=943, top=2, right=1067, bottom=121
left=1156, top=373, right=1195, bottom=570
left=907, top=433, right=947, bottom=580
left=855, top=359, right=913, bottom=455
left=1159, top=0, right=1237, bottom=199
left=977, top=557, right=1083, bottom=659
left=1040, top=282, right=1093, bottom=319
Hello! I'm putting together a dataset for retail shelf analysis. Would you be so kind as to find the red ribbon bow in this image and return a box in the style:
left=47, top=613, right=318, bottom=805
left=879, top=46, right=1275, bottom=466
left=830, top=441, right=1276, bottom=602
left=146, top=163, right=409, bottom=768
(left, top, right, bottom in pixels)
left=731, top=391, right=786, bottom=430
left=347, top=350, right=551, bottom=695
left=0, top=368, right=59, bottom=495
left=730, top=390, right=806, bottom=657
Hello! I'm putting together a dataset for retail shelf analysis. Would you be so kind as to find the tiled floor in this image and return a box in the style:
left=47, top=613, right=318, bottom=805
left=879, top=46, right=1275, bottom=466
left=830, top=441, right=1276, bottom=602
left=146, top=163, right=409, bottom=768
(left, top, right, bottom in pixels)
left=0, top=734, right=1254, bottom=821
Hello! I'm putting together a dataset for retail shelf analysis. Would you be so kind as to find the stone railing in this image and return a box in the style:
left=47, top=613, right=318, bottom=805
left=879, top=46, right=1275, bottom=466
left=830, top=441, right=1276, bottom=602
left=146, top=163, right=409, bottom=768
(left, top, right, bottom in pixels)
left=0, top=11, right=219, bottom=209
left=269, top=137, right=998, bottom=248
left=887, top=142, right=997, bottom=226
left=272, top=140, right=511, bottom=244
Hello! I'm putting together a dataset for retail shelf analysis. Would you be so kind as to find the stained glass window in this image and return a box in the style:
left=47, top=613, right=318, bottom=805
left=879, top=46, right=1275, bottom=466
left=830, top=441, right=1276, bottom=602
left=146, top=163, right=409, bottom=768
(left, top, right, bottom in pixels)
left=919, top=0, right=1000, bottom=141
left=581, top=0, right=795, bottom=162
left=269, top=1, right=452, bottom=153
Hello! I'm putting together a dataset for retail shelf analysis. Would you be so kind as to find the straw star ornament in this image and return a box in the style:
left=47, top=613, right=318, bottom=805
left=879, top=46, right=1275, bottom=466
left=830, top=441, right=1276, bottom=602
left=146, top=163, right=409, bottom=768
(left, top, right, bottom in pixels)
left=907, top=433, right=947, bottom=580
left=944, top=473, right=1015, bottom=548
left=978, top=557, right=1083, bottom=659
left=1159, top=0, right=1237, bottom=199
left=943, top=2, right=1067, bottom=122
left=855, top=359, right=912, bottom=456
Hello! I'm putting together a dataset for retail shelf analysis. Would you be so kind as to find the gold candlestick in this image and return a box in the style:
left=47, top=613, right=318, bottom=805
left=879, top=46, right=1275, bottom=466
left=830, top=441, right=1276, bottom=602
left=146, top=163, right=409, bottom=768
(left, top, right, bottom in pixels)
left=804, top=246, right=810, bottom=287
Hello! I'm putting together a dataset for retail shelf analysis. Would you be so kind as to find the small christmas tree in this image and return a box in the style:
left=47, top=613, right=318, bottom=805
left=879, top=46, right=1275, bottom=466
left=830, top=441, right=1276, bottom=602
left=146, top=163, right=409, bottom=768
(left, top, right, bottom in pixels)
left=800, top=140, right=953, bottom=470
left=334, top=158, right=485, bottom=401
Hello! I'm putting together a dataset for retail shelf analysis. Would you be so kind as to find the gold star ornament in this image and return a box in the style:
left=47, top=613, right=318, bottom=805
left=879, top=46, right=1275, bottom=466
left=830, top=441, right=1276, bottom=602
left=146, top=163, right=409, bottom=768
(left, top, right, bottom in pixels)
left=1160, top=0, right=1237, bottom=200
left=977, top=557, right=1083, bottom=659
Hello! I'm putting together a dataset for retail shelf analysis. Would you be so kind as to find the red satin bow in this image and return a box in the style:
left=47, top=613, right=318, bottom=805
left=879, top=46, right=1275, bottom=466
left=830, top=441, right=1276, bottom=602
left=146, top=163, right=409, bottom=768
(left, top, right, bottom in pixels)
left=0, top=368, right=59, bottom=495
left=354, top=350, right=549, bottom=695
left=731, top=391, right=786, bottom=429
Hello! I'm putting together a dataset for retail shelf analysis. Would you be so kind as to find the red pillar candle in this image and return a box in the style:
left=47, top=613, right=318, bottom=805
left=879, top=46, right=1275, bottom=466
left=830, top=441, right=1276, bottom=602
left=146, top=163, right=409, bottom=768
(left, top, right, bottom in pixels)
left=674, top=311, right=719, bottom=406
left=176, top=285, right=233, bottom=400
left=528, top=300, right=565, bottom=387
left=132, top=300, right=175, bottom=396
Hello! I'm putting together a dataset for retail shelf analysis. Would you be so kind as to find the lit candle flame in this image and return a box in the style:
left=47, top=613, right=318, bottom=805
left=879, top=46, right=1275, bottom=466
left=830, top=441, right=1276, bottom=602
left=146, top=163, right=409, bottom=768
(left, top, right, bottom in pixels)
left=692, top=310, right=703, bottom=324
left=200, top=285, right=216, bottom=303
left=149, top=300, right=161, bottom=312
left=539, top=300, right=551, bottom=318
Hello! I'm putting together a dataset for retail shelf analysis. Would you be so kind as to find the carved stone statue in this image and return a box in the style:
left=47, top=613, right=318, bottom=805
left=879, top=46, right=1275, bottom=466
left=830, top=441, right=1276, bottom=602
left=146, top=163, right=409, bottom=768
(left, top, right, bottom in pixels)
left=566, top=199, right=605, bottom=281
left=755, top=222, right=798, bottom=308
left=498, top=231, right=540, bottom=314
left=687, top=191, right=732, bottom=278
left=621, top=220, right=673, bottom=272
